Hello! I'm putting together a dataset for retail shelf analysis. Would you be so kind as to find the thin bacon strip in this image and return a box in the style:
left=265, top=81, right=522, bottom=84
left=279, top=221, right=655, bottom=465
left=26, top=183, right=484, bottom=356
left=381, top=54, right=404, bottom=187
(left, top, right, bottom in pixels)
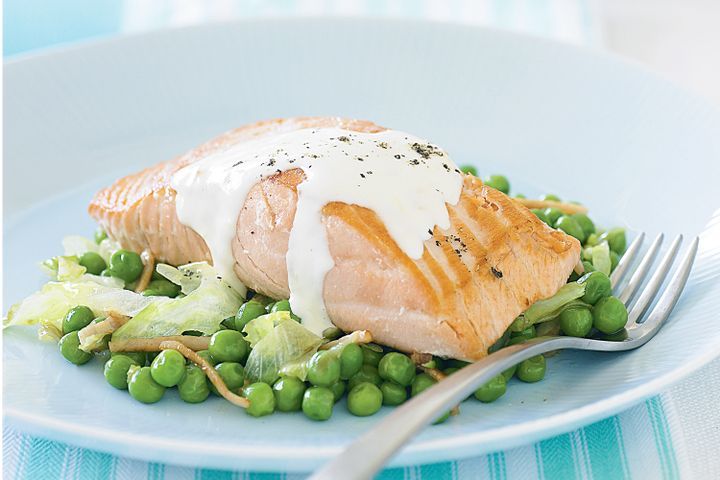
left=134, top=250, right=155, bottom=293
left=78, top=313, right=130, bottom=349
left=514, top=198, right=589, bottom=215
left=159, top=340, right=250, bottom=408
left=109, top=335, right=210, bottom=352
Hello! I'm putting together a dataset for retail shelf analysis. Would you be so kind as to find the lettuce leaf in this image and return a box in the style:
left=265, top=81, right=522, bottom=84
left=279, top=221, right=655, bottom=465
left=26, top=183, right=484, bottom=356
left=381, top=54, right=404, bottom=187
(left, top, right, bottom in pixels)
left=112, top=262, right=241, bottom=340
left=244, top=314, right=323, bottom=384
left=156, top=263, right=200, bottom=295
left=4, top=280, right=156, bottom=341
left=591, top=241, right=612, bottom=276
left=510, top=282, right=587, bottom=332
left=243, top=311, right=290, bottom=347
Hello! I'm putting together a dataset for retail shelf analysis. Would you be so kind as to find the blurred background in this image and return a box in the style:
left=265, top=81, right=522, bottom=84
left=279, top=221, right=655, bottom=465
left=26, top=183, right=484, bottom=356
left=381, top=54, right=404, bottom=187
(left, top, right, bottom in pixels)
left=5, top=0, right=720, bottom=105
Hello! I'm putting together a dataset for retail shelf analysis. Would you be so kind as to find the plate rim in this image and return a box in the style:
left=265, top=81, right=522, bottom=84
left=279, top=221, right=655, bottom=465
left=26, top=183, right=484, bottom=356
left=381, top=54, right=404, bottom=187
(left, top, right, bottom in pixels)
left=4, top=16, right=720, bottom=473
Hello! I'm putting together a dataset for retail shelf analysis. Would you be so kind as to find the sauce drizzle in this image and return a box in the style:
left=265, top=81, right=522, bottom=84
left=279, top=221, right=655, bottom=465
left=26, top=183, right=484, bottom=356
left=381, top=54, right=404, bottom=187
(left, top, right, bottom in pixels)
left=172, top=128, right=463, bottom=333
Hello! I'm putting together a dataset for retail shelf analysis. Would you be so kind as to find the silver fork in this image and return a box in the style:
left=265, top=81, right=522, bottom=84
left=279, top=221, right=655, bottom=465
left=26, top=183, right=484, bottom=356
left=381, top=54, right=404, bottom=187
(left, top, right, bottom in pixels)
left=311, top=233, right=699, bottom=480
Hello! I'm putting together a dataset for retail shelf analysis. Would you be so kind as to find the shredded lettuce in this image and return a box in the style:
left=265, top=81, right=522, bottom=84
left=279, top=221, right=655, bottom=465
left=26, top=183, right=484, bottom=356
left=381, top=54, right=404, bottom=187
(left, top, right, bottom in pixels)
left=112, top=262, right=241, bottom=340
left=243, top=311, right=289, bottom=347
left=156, top=263, right=200, bottom=295
left=510, top=282, right=587, bottom=332
left=243, top=313, right=323, bottom=384
left=591, top=241, right=612, bottom=276
left=4, top=281, right=155, bottom=341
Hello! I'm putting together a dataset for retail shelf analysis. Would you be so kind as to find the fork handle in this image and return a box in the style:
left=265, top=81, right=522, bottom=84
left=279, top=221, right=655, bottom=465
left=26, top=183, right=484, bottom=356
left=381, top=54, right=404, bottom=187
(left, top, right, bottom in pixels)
left=310, top=336, right=582, bottom=480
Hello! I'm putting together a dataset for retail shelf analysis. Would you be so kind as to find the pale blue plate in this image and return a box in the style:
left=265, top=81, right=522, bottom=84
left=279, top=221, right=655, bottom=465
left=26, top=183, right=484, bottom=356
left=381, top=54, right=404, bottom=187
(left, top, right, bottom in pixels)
left=4, top=18, right=720, bottom=473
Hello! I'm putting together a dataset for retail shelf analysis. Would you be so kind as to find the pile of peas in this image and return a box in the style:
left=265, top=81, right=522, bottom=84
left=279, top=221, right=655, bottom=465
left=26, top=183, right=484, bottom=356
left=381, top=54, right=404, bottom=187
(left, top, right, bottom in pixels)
left=58, top=291, right=553, bottom=422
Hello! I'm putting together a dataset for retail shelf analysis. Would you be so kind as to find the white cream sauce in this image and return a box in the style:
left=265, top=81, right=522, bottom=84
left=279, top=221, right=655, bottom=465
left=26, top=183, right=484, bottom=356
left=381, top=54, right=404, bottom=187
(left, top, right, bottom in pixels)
left=171, top=128, right=463, bottom=334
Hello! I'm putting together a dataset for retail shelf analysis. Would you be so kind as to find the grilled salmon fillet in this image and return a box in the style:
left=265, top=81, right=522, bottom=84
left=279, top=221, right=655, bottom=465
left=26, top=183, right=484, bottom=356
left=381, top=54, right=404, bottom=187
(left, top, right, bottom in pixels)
left=89, top=117, right=581, bottom=360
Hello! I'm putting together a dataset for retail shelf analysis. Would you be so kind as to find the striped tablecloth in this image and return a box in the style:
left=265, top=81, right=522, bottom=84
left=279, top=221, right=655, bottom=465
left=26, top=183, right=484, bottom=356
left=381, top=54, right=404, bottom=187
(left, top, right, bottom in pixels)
left=4, top=1, right=720, bottom=478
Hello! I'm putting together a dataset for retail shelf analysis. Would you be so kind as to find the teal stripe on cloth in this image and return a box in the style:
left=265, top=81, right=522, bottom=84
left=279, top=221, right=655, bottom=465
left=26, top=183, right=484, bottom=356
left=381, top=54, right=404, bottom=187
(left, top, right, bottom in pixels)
left=418, top=461, right=455, bottom=479
left=537, top=434, right=577, bottom=479
left=20, top=436, right=67, bottom=480
left=76, top=448, right=116, bottom=479
left=583, top=418, right=627, bottom=479
left=646, top=398, right=680, bottom=479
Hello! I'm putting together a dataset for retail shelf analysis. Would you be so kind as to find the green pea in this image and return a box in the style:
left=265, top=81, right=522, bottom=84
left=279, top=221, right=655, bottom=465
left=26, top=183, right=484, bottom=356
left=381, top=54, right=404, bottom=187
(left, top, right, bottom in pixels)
left=571, top=213, right=595, bottom=239
left=600, top=228, right=627, bottom=254
left=212, top=362, right=245, bottom=394
left=302, top=386, right=334, bottom=421
left=78, top=252, right=107, bottom=275
left=502, top=365, right=517, bottom=381
left=209, top=330, right=249, bottom=363
left=559, top=308, right=593, bottom=337
left=128, top=366, right=166, bottom=403
left=555, top=216, right=585, bottom=243
left=517, top=355, right=546, bottom=383
left=531, top=209, right=550, bottom=225
left=113, top=351, right=146, bottom=366
left=610, top=251, right=620, bottom=272
left=378, top=352, right=416, bottom=387
left=150, top=350, right=186, bottom=387
left=330, top=381, right=346, bottom=403
left=411, top=372, right=437, bottom=397
left=272, top=376, right=306, bottom=412
left=104, top=354, right=138, bottom=389
left=474, top=374, right=507, bottom=403
left=482, top=174, right=510, bottom=194
left=94, top=228, right=107, bottom=244
left=307, top=350, right=341, bottom=387
left=361, top=345, right=383, bottom=367
left=381, top=381, right=408, bottom=406
left=177, top=364, right=210, bottom=403
left=59, top=331, right=92, bottom=365
left=235, top=300, right=266, bottom=331
left=543, top=208, right=563, bottom=227
left=347, top=382, right=383, bottom=416
left=460, top=165, right=477, bottom=176
left=593, top=296, right=628, bottom=334
left=578, top=271, right=612, bottom=305
left=141, top=279, right=180, bottom=298
left=243, top=382, right=276, bottom=417
left=196, top=350, right=217, bottom=366
left=107, top=249, right=144, bottom=283
left=62, top=305, right=95, bottom=334
left=339, top=343, right=363, bottom=379
left=348, top=364, right=382, bottom=391
left=541, top=194, right=561, bottom=202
